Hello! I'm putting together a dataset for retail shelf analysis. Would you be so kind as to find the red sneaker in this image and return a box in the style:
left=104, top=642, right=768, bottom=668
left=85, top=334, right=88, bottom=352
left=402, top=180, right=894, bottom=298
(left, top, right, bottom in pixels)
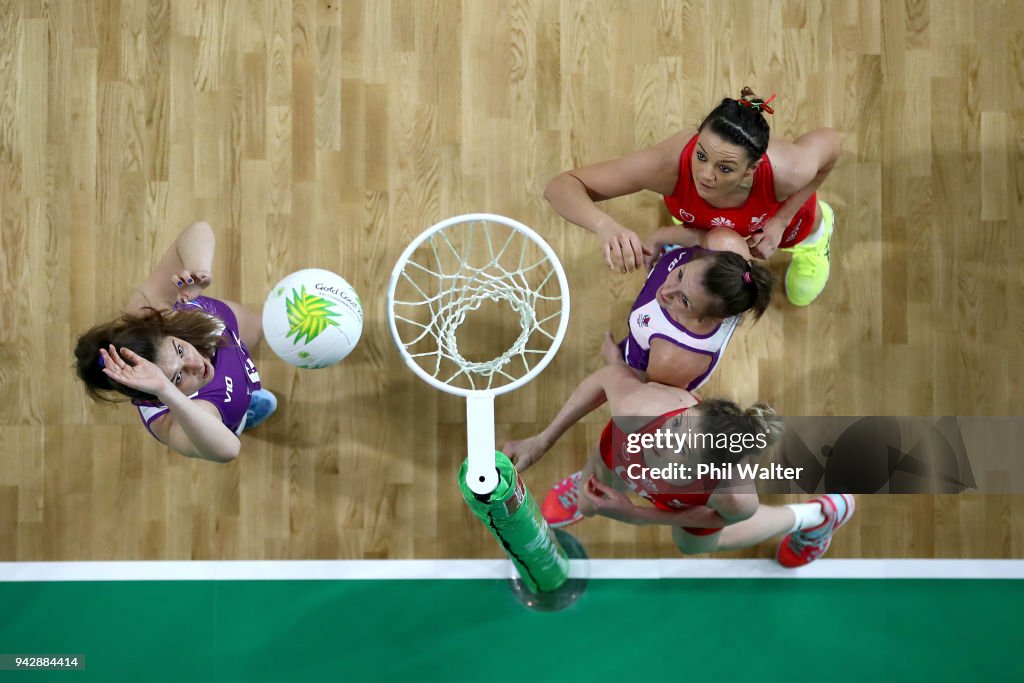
left=776, top=494, right=856, bottom=568
left=541, top=472, right=584, bottom=528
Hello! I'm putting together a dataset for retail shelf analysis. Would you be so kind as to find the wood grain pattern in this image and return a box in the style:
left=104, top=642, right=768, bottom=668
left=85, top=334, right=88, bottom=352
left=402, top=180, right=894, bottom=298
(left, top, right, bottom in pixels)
left=0, top=0, right=1021, bottom=562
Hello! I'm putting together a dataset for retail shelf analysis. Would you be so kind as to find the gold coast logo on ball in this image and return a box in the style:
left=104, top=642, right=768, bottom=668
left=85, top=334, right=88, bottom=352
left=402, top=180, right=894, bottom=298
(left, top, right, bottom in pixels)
left=264, top=268, right=363, bottom=369
left=285, top=286, right=342, bottom=345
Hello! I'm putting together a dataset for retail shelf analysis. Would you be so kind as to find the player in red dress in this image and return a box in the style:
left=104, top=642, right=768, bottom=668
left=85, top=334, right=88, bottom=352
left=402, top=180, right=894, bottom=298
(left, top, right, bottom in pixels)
left=506, top=333, right=855, bottom=567
left=545, top=87, right=842, bottom=306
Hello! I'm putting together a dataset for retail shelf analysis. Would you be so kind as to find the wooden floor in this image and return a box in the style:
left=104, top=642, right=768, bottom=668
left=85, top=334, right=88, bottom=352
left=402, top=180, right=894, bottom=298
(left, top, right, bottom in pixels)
left=0, top=0, right=1022, bottom=561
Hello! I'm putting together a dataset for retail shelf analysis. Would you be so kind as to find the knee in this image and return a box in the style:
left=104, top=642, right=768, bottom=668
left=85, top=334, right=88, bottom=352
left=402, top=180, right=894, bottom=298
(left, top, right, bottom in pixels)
left=676, top=542, right=703, bottom=557
left=672, top=527, right=706, bottom=556
left=673, top=526, right=723, bottom=555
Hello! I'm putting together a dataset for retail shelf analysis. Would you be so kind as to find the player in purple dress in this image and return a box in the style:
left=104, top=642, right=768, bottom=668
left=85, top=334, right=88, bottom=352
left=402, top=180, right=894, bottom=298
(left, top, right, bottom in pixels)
left=504, top=227, right=775, bottom=525
left=74, top=221, right=277, bottom=463
left=605, top=226, right=776, bottom=391
left=621, top=242, right=742, bottom=392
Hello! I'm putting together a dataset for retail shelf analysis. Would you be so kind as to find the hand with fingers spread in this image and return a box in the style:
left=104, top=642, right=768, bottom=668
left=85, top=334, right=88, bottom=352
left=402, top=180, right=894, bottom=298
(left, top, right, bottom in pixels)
left=596, top=223, right=651, bottom=273
left=171, top=270, right=212, bottom=304
left=99, top=345, right=174, bottom=398
left=580, top=474, right=637, bottom=523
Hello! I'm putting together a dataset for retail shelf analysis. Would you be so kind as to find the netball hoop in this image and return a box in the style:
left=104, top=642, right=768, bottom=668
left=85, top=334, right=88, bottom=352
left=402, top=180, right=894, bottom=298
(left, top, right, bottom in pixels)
left=386, top=213, right=571, bottom=496
left=387, top=214, right=584, bottom=607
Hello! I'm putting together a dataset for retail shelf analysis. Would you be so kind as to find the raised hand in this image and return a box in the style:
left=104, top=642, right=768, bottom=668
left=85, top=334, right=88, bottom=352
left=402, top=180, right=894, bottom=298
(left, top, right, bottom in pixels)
left=597, top=224, right=651, bottom=273
left=99, top=345, right=173, bottom=397
left=502, top=434, right=552, bottom=473
left=171, top=270, right=212, bottom=304
left=580, top=474, right=636, bottom=522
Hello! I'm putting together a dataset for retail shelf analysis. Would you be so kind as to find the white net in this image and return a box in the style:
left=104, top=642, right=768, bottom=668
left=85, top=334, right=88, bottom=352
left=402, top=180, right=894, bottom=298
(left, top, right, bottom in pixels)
left=388, top=215, right=569, bottom=394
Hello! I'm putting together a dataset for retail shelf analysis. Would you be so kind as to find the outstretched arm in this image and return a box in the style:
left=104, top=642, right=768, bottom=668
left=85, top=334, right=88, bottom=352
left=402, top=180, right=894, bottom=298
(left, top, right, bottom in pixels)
left=126, top=221, right=216, bottom=314
left=619, top=491, right=757, bottom=528
left=582, top=478, right=732, bottom=527
left=543, top=129, right=693, bottom=273
left=503, top=377, right=624, bottom=474
left=579, top=456, right=758, bottom=528
left=503, top=365, right=613, bottom=471
left=100, top=345, right=240, bottom=462
left=505, top=333, right=639, bottom=471
left=151, top=392, right=241, bottom=463
left=505, top=333, right=694, bottom=471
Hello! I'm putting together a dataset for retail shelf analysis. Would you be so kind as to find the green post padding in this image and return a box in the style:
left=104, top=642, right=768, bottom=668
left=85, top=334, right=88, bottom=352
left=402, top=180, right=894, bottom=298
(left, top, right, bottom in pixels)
left=459, top=452, right=569, bottom=593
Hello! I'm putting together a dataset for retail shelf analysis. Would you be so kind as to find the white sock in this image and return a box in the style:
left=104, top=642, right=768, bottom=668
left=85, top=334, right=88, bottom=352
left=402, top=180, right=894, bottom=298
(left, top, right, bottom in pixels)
left=798, top=213, right=826, bottom=246
left=785, top=503, right=826, bottom=533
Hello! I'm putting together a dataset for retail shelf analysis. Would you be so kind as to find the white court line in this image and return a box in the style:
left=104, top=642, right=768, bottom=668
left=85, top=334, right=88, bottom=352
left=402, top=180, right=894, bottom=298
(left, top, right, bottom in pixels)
left=0, top=559, right=1022, bottom=582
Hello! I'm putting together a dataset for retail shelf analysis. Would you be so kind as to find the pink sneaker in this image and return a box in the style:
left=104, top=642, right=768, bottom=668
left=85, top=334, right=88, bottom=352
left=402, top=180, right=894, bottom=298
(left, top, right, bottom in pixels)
left=541, top=472, right=584, bottom=528
left=777, top=494, right=856, bottom=568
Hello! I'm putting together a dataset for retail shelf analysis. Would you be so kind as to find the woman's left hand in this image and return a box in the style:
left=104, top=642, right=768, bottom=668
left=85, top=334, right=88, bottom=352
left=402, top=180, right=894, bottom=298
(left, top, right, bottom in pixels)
left=581, top=474, right=637, bottom=523
left=746, top=216, right=786, bottom=259
left=171, top=270, right=212, bottom=304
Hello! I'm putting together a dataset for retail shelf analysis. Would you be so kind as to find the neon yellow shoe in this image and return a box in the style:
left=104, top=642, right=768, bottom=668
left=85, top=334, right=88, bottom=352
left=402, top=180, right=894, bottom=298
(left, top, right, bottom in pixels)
left=784, top=201, right=834, bottom=306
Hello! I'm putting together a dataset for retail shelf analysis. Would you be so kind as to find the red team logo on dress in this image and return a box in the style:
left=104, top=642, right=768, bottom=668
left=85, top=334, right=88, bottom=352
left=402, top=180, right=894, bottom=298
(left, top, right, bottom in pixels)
left=663, top=134, right=818, bottom=248
left=784, top=218, right=803, bottom=244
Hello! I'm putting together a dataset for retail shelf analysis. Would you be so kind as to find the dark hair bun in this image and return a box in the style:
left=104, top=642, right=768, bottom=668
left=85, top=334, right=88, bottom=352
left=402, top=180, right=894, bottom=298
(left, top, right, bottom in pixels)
left=698, top=88, right=772, bottom=163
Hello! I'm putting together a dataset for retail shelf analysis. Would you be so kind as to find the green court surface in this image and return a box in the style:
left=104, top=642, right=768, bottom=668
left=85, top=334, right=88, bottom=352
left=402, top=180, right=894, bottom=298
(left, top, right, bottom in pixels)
left=1, top=579, right=1020, bottom=682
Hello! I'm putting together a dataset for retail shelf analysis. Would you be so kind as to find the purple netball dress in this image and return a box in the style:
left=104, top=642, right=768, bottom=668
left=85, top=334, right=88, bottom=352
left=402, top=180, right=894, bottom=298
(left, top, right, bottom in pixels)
left=620, top=247, right=739, bottom=391
left=135, top=296, right=262, bottom=436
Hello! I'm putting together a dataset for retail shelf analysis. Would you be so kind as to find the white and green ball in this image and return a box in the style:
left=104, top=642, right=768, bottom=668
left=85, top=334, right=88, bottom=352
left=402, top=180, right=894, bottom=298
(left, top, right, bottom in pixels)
left=262, top=268, right=363, bottom=369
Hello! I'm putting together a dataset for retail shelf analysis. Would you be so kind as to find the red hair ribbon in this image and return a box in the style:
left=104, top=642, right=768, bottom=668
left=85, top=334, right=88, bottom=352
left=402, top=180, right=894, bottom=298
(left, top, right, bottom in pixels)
left=738, top=93, right=776, bottom=115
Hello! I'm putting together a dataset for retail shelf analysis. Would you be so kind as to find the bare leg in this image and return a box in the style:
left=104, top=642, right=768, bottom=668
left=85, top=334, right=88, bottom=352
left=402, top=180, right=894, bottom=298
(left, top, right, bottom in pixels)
left=672, top=527, right=723, bottom=555
left=792, top=201, right=824, bottom=246
left=673, top=504, right=796, bottom=555
left=224, top=300, right=263, bottom=350
left=714, top=505, right=796, bottom=551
